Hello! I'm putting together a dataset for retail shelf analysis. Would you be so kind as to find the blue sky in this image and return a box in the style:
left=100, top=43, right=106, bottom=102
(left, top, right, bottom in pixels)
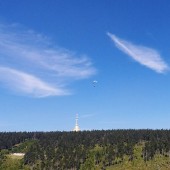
left=0, top=0, right=170, bottom=131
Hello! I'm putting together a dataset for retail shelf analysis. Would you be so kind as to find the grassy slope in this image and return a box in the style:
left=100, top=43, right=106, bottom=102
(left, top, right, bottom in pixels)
left=0, top=140, right=35, bottom=170
left=80, top=143, right=170, bottom=170
left=1, top=141, right=170, bottom=169
left=0, top=155, right=23, bottom=170
left=106, top=144, right=170, bottom=170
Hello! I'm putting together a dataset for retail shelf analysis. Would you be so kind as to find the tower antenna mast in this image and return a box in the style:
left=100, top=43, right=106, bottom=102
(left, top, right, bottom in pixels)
left=73, top=114, right=80, bottom=132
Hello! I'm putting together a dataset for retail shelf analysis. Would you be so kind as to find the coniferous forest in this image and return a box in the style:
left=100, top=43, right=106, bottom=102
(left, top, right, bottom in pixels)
left=0, top=130, right=170, bottom=169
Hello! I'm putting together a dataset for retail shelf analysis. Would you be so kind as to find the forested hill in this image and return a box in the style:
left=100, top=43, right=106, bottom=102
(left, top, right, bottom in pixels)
left=0, top=130, right=170, bottom=169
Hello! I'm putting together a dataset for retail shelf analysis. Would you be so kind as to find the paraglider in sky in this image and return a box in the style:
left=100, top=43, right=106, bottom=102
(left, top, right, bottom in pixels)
left=93, top=80, right=98, bottom=87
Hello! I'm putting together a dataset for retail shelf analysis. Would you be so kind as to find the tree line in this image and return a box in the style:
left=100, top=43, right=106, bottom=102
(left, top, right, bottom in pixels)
left=0, top=130, right=170, bottom=169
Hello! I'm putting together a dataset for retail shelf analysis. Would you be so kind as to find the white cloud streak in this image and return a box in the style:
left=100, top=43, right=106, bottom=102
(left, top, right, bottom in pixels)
left=0, top=24, right=96, bottom=97
left=0, top=66, right=69, bottom=97
left=107, top=32, right=169, bottom=73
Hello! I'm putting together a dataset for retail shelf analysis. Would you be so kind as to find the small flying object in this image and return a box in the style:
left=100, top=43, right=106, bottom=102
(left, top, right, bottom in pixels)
left=93, top=80, right=98, bottom=87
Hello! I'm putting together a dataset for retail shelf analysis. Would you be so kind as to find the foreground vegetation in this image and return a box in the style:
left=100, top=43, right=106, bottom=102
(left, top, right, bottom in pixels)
left=0, top=130, right=170, bottom=169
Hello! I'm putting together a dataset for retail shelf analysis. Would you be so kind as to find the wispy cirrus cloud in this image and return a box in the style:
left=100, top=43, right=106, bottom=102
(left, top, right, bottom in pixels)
left=0, top=66, right=68, bottom=97
left=0, top=23, right=96, bottom=97
left=107, top=32, right=169, bottom=73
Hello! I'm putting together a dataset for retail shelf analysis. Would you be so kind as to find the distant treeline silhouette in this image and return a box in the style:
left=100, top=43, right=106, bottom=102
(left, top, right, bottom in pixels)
left=0, top=129, right=170, bottom=169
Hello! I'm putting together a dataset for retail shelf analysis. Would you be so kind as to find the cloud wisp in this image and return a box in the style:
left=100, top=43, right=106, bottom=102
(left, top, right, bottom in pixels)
left=0, top=66, right=68, bottom=97
left=0, top=24, right=96, bottom=97
left=107, top=32, right=169, bottom=73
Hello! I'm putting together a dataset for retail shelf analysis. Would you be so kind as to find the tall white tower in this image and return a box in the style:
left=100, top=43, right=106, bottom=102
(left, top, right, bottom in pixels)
left=73, top=114, right=80, bottom=132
